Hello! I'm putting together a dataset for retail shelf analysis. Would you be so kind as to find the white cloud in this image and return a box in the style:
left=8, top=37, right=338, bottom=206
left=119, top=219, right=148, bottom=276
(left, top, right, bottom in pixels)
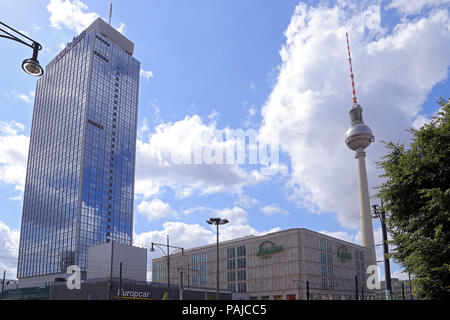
left=319, top=230, right=359, bottom=244
left=386, top=0, right=450, bottom=15
left=140, top=69, right=154, bottom=80
left=11, top=91, right=34, bottom=104
left=134, top=206, right=279, bottom=248
left=259, top=2, right=450, bottom=229
left=0, top=121, right=29, bottom=192
left=115, top=22, right=125, bottom=34
left=47, top=0, right=99, bottom=33
left=47, top=0, right=126, bottom=34
left=135, top=115, right=266, bottom=200
left=235, top=194, right=259, bottom=209
left=261, top=204, right=289, bottom=216
left=137, top=199, right=177, bottom=222
left=0, top=220, right=20, bottom=279
left=391, top=270, right=410, bottom=280
left=211, top=206, right=281, bottom=241
left=32, top=23, right=42, bottom=31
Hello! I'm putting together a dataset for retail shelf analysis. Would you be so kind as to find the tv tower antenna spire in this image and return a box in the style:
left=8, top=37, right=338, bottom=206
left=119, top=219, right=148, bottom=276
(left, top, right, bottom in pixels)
left=344, top=33, right=376, bottom=264
left=346, top=32, right=358, bottom=105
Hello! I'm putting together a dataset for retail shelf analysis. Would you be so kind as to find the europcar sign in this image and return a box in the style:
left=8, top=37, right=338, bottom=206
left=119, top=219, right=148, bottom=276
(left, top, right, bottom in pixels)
left=256, top=240, right=283, bottom=259
left=337, top=246, right=352, bottom=262
left=115, top=289, right=151, bottom=299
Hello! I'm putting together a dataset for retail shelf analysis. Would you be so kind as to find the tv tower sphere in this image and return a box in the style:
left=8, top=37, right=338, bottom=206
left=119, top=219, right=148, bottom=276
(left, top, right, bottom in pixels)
left=345, top=103, right=374, bottom=151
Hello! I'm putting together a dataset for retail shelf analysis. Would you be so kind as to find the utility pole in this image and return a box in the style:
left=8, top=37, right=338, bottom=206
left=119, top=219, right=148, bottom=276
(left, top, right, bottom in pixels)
left=167, top=235, right=170, bottom=300
left=1, top=270, right=5, bottom=299
left=355, top=275, right=359, bottom=300
left=109, top=240, right=114, bottom=300
left=306, top=281, right=310, bottom=301
left=372, top=201, right=392, bottom=300
left=402, top=282, right=405, bottom=300
left=119, top=262, right=123, bottom=299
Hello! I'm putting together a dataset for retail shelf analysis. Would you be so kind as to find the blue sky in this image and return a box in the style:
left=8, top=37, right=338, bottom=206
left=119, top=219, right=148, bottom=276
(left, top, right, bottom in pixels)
left=0, top=0, right=449, bottom=281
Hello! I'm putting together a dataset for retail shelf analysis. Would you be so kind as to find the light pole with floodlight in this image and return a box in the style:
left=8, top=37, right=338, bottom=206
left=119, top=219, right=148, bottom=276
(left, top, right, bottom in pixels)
left=206, top=217, right=229, bottom=300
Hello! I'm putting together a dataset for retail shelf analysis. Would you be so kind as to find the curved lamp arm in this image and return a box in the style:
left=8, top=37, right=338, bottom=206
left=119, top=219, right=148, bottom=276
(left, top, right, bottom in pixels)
left=0, top=21, right=43, bottom=76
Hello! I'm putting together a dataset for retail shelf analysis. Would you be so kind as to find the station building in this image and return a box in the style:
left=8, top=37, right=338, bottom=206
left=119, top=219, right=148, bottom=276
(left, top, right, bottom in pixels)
left=152, top=228, right=377, bottom=300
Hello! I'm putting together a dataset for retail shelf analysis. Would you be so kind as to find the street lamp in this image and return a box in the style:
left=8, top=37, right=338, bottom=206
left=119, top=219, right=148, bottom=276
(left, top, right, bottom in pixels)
left=0, top=21, right=44, bottom=76
left=206, top=217, right=229, bottom=300
left=149, top=235, right=184, bottom=300
left=372, top=201, right=392, bottom=300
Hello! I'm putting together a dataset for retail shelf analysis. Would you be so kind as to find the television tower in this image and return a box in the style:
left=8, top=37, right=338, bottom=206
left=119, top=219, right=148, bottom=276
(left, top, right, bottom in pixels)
left=344, top=33, right=376, bottom=261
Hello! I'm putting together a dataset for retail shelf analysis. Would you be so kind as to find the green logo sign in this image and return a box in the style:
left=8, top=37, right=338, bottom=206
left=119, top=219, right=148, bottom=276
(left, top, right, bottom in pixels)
left=337, top=246, right=352, bottom=261
left=256, top=240, right=283, bottom=259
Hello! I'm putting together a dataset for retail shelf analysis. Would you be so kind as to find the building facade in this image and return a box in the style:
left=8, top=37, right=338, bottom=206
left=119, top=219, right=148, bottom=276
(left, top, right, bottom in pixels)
left=17, top=18, right=140, bottom=287
left=152, top=228, right=377, bottom=300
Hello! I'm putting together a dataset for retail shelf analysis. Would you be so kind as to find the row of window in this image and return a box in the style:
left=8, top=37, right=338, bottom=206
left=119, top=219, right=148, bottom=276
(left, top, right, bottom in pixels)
left=227, top=245, right=246, bottom=258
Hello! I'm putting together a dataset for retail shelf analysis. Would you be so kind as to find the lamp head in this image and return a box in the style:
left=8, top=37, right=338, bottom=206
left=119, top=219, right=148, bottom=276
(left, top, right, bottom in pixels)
left=22, top=42, right=43, bottom=77
left=22, top=58, right=43, bottom=76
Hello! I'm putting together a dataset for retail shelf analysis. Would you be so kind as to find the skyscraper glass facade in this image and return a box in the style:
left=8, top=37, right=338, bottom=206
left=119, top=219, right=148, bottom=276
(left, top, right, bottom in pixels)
left=17, top=18, right=140, bottom=279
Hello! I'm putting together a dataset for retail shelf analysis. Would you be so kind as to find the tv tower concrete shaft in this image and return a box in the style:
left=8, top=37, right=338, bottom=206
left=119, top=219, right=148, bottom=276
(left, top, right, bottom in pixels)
left=355, top=149, right=375, bottom=253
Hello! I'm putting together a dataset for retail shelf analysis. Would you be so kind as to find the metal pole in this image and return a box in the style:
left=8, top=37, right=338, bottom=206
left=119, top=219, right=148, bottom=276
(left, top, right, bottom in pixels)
left=109, top=241, right=114, bottom=300
left=380, top=201, right=392, bottom=300
left=409, top=274, right=413, bottom=300
left=119, top=262, right=122, bottom=299
left=306, top=281, right=310, bottom=301
left=167, top=235, right=171, bottom=300
left=180, top=270, right=183, bottom=300
left=216, top=223, right=219, bottom=300
left=355, top=275, right=359, bottom=300
left=380, top=202, right=392, bottom=299
left=1, top=270, right=5, bottom=299
left=402, top=282, right=405, bottom=300
left=361, top=283, right=365, bottom=300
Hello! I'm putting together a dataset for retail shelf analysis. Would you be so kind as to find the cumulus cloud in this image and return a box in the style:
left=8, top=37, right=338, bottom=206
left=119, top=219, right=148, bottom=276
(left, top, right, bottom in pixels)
left=0, top=220, right=20, bottom=279
left=137, top=199, right=177, bottom=222
left=11, top=91, right=34, bottom=104
left=261, top=204, right=289, bottom=216
left=0, top=121, right=29, bottom=192
left=47, top=0, right=125, bottom=33
left=47, top=0, right=99, bottom=33
left=386, top=0, right=450, bottom=15
left=134, top=206, right=280, bottom=280
left=259, top=2, right=450, bottom=229
left=140, top=69, right=154, bottom=80
left=135, top=115, right=267, bottom=200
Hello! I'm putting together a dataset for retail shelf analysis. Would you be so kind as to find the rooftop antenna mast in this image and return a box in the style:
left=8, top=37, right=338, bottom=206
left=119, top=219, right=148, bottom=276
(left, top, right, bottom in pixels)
left=109, top=3, right=112, bottom=26
left=346, top=32, right=358, bottom=105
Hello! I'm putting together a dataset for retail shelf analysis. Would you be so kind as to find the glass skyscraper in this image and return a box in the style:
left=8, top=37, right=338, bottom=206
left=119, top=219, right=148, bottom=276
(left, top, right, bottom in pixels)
left=17, top=18, right=140, bottom=286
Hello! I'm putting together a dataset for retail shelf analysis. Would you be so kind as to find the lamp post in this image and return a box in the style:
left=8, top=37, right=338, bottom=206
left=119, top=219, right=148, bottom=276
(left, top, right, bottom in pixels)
left=372, top=201, right=392, bottom=300
left=149, top=235, right=184, bottom=300
left=206, top=217, right=229, bottom=300
left=0, top=21, right=44, bottom=76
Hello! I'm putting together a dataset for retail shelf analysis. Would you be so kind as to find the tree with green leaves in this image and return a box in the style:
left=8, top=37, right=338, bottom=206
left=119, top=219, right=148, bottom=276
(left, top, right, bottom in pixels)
left=376, top=98, right=450, bottom=300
